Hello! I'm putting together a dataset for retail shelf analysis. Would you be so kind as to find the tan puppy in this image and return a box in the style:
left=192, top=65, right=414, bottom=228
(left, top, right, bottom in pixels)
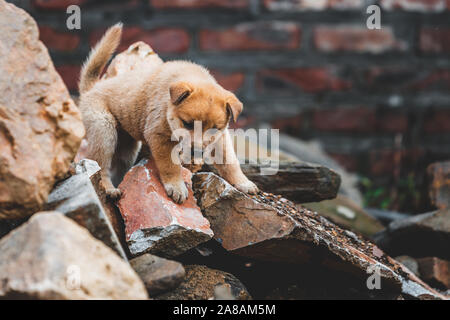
left=78, top=23, right=258, bottom=203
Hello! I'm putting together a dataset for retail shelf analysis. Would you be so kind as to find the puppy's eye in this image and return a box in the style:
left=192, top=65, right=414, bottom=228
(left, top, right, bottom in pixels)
left=182, top=119, right=194, bottom=130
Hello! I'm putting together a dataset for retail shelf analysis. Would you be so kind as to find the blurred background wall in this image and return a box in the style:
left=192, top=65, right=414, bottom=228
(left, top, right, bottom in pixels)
left=10, top=0, right=450, bottom=213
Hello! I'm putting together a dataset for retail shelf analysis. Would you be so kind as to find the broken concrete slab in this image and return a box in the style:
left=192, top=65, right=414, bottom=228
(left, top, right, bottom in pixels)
left=193, top=172, right=446, bottom=300
left=0, top=212, right=147, bottom=300
left=155, top=265, right=251, bottom=300
left=46, top=159, right=127, bottom=259
left=130, top=253, right=185, bottom=296
left=117, top=158, right=213, bottom=258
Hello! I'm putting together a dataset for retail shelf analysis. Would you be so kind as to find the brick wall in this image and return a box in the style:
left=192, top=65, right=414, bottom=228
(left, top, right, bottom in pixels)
left=10, top=0, right=450, bottom=182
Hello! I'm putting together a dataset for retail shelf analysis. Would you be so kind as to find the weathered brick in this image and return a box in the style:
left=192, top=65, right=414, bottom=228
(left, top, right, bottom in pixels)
left=380, top=0, right=449, bottom=12
left=328, top=153, right=359, bottom=172
left=416, top=257, right=450, bottom=290
left=90, top=27, right=190, bottom=54
left=366, top=67, right=450, bottom=91
left=264, top=0, right=363, bottom=11
left=365, top=67, right=417, bottom=91
left=270, top=114, right=304, bottom=136
left=419, top=28, right=450, bottom=53
left=39, top=26, right=80, bottom=52
left=199, top=22, right=301, bottom=51
left=314, top=26, right=407, bottom=53
left=369, top=149, right=398, bottom=176
left=150, top=0, right=250, bottom=9
left=209, top=70, right=245, bottom=92
left=411, top=69, right=450, bottom=90
left=369, top=149, right=425, bottom=176
left=312, top=107, right=376, bottom=132
left=423, top=109, right=450, bottom=133
left=55, top=65, right=81, bottom=92
left=32, top=0, right=87, bottom=10
left=378, top=111, right=409, bottom=133
left=257, top=67, right=351, bottom=94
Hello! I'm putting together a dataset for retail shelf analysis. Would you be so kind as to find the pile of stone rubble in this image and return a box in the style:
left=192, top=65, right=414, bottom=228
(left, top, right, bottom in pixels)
left=0, top=1, right=448, bottom=300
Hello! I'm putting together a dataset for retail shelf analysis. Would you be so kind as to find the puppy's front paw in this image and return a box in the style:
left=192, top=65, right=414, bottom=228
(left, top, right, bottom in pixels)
left=106, top=187, right=122, bottom=200
left=234, top=179, right=259, bottom=195
left=164, top=180, right=189, bottom=204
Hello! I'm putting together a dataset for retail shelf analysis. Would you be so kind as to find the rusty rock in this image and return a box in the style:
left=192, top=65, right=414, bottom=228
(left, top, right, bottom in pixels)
left=193, top=172, right=446, bottom=299
left=0, top=1, right=84, bottom=219
left=156, top=265, right=251, bottom=300
left=117, top=159, right=213, bottom=257
left=427, top=161, right=450, bottom=210
left=0, top=212, right=147, bottom=299
left=46, top=159, right=127, bottom=259
left=130, top=253, right=185, bottom=296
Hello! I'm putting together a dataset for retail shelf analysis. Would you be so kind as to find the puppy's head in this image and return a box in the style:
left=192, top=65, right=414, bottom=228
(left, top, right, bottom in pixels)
left=167, top=81, right=242, bottom=148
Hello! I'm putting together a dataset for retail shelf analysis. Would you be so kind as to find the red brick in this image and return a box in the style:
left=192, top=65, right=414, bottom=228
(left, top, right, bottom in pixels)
left=328, top=153, right=359, bottom=172
left=264, top=0, right=363, bottom=11
left=411, top=69, right=450, bottom=90
left=257, top=67, right=351, bottom=94
left=416, top=257, right=450, bottom=289
left=378, top=111, right=409, bottom=133
left=209, top=70, right=245, bottom=92
left=270, top=114, right=304, bottom=135
left=312, top=107, right=376, bottom=132
left=423, top=110, right=450, bottom=133
left=314, top=26, right=407, bottom=53
left=90, top=27, right=190, bottom=54
left=369, top=148, right=425, bottom=176
left=55, top=65, right=81, bottom=92
left=199, top=22, right=300, bottom=51
left=369, top=149, right=397, bottom=176
left=150, top=0, right=250, bottom=9
left=32, top=0, right=87, bottom=10
left=419, top=28, right=450, bottom=53
left=39, top=26, right=80, bottom=52
left=380, top=0, right=449, bottom=12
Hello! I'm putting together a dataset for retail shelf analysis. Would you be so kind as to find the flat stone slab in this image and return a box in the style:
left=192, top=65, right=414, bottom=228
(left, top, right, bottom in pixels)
left=240, top=161, right=341, bottom=203
left=193, top=172, right=446, bottom=300
left=117, top=159, right=213, bottom=258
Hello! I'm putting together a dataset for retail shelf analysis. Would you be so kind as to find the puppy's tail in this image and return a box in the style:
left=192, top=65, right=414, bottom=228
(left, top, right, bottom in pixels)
left=79, top=23, right=123, bottom=94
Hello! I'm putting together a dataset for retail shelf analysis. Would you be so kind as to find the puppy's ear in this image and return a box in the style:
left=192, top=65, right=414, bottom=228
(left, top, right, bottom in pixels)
left=170, top=82, right=192, bottom=105
left=226, top=96, right=243, bottom=123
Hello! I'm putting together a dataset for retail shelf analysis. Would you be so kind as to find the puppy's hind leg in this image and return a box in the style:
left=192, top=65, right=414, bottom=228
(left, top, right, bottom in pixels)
left=111, top=129, right=142, bottom=187
left=82, top=104, right=120, bottom=199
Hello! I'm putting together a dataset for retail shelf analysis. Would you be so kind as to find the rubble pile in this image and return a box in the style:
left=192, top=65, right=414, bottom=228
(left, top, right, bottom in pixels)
left=0, top=1, right=448, bottom=300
